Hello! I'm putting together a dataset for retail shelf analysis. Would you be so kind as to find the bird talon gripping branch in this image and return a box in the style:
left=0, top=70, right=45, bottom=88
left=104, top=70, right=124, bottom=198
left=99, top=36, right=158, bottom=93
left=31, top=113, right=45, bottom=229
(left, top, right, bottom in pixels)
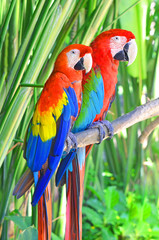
left=89, top=120, right=114, bottom=143
left=66, top=132, right=78, bottom=153
left=100, top=120, right=114, bottom=139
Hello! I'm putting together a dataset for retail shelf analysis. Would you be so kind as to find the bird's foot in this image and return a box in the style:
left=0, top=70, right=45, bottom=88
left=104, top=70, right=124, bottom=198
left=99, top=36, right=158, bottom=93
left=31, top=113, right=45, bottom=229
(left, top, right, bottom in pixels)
left=89, top=120, right=114, bottom=143
left=65, top=132, right=78, bottom=153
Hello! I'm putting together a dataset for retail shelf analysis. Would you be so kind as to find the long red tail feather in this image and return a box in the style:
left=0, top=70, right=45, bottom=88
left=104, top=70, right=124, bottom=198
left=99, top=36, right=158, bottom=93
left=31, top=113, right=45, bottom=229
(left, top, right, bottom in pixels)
left=38, top=181, right=52, bottom=240
left=79, top=161, right=85, bottom=240
left=85, top=145, right=93, bottom=159
left=13, top=167, right=52, bottom=240
left=65, top=158, right=85, bottom=240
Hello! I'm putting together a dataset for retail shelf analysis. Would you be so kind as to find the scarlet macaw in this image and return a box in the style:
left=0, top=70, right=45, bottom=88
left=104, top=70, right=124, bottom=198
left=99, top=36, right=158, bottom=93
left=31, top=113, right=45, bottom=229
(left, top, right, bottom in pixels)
left=13, top=44, right=92, bottom=239
left=55, top=29, right=137, bottom=240
left=13, top=29, right=137, bottom=240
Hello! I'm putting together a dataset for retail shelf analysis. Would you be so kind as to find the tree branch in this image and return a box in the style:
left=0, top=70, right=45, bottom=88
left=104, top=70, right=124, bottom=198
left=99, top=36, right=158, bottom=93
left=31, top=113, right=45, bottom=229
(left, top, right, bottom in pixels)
left=139, top=116, right=159, bottom=148
left=64, top=98, right=159, bottom=151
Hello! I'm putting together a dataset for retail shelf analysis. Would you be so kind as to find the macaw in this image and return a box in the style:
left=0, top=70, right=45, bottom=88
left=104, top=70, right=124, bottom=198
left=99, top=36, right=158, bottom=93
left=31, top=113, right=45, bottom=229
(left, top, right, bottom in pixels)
left=55, top=29, right=137, bottom=240
left=13, top=29, right=137, bottom=240
left=13, top=44, right=92, bottom=240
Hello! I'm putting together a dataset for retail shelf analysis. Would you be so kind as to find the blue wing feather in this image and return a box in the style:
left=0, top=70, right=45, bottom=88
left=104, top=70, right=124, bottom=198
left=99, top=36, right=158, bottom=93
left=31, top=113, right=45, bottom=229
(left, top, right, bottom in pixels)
left=32, top=118, right=71, bottom=205
left=31, top=86, right=78, bottom=205
left=67, top=86, right=78, bottom=118
left=33, top=136, right=52, bottom=171
left=26, top=133, right=38, bottom=170
left=26, top=131, right=52, bottom=172
left=56, top=69, right=104, bottom=186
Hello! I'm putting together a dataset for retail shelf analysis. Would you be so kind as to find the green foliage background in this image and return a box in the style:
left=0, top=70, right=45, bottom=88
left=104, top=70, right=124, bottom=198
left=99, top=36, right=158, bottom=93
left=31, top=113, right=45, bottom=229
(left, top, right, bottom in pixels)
left=0, top=0, right=159, bottom=239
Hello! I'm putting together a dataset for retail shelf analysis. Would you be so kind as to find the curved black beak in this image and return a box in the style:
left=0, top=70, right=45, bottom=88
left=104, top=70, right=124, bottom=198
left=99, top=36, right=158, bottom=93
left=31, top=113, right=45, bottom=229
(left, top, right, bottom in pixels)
left=114, top=42, right=129, bottom=62
left=74, top=57, right=85, bottom=71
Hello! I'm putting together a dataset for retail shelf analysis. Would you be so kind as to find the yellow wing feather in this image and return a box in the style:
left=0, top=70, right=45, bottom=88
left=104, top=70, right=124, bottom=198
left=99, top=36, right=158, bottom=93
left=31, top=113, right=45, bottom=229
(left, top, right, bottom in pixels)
left=32, top=91, right=68, bottom=142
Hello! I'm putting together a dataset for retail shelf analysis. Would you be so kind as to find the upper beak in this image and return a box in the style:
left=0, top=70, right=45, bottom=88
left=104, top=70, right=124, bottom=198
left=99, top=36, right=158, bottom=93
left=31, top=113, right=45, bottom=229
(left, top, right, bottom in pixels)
left=83, top=53, right=92, bottom=73
left=114, top=39, right=137, bottom=66
left=74, top=53, right=92, bottom=73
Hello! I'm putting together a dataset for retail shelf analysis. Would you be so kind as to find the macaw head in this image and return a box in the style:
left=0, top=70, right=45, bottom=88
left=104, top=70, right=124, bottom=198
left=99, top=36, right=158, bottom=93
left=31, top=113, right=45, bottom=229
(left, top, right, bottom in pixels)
left=91, top=29, right=137, bottom=66
left=54, top=44, right=92, bottom=77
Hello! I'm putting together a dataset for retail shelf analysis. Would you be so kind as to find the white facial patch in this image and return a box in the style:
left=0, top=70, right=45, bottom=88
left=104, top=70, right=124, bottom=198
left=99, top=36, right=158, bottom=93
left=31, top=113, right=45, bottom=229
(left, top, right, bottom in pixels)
left=66, top=49, right=80, bottom=69
left=110, top=36, right=127, bottom=58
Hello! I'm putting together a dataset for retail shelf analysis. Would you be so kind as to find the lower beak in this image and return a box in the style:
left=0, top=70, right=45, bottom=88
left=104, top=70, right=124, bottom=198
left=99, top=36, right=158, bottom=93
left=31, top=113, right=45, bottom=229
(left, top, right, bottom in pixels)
left=74, top=53, right=92, bottom=73
left=74, top=57, right=85, bottom=71
left=114, top=39, right=137, bottom=66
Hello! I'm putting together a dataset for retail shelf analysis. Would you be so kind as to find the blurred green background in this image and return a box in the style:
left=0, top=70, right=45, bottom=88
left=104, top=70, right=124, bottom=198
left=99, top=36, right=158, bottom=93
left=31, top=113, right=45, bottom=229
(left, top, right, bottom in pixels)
left=0, top=0, right=159, bottom=239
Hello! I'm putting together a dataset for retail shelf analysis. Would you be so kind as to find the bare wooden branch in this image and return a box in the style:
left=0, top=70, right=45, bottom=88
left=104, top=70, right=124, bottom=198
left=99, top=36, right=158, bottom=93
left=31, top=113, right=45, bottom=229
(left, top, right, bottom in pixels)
left=7, top=142, right=23, bottom=155
left=64, top=98, right=159, bottom=151
left=139, top=116, right=159, bottom=148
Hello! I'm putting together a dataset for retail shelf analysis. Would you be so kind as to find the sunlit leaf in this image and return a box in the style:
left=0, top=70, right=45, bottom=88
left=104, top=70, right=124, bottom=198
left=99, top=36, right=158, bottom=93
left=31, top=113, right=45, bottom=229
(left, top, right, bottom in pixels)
left=18, top=226, right=38, bottom=240
left=104, top=186, right=119, bottom=209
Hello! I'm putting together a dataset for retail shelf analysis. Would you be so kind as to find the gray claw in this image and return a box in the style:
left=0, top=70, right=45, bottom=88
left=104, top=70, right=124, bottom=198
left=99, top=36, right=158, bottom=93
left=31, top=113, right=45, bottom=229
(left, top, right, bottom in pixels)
left=65, top=132, right=77, bottom=153
left=90, top=122, right=105, bottom=143
left=68, top=132, right=78, bottom=149
left=101, top=120, right=114, bottom=139
left=89, top=120, right=114, bottom=143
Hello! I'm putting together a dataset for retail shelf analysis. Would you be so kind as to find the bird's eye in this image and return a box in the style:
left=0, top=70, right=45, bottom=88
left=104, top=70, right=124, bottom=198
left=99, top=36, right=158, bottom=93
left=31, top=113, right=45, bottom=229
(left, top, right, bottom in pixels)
left=115, top=36, right=120, bottom=41
left=72, top=50, right=75, bottom=54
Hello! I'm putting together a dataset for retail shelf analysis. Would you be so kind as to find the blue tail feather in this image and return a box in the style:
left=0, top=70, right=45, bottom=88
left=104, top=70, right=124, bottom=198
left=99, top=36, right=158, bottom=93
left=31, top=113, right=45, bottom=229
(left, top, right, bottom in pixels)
left=32, top=156, right=59, bottom=206
left=56, top=151, right=76, bottom=186
left=33, top=172, right=38, bottom=187
left=77, top=147, right=85, bottom=169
